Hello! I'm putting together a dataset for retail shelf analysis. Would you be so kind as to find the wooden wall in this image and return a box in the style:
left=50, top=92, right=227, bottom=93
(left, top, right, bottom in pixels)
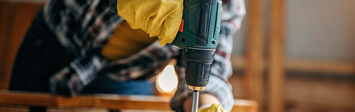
left=231, top=0, right=355, bottom=112
left=0, top=1, right=45, bottom=90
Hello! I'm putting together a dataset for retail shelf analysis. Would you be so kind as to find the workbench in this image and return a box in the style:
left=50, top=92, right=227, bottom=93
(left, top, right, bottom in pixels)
left=0, top=91, right=257, bottom=112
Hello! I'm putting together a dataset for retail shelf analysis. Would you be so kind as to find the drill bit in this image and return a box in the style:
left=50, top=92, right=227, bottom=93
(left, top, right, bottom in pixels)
left=191, top=91, right=199, bottom=112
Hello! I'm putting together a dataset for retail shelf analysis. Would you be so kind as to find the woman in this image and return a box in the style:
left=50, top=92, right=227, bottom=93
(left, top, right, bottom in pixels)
left=9, top=0, right=245, bottom=111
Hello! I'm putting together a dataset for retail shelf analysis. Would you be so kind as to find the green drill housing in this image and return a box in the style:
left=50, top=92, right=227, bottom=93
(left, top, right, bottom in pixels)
left=171, top=0, right=222, bottom=89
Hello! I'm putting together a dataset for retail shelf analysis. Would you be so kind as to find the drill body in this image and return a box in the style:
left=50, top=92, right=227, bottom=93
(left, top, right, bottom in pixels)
left=108, top=0, right=223, bottom=92
left=172, top=0, right=222, bottom=91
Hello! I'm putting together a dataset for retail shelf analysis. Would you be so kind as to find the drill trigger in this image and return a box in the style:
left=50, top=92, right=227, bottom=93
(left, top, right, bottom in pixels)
left=179, top=19, right=184, bottom=32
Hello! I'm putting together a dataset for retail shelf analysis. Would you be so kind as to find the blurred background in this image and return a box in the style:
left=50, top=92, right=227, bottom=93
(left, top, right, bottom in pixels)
left=0, top=0, right=354, bottom=112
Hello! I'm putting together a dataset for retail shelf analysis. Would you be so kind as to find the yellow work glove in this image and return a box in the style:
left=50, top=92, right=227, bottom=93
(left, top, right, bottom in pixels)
left=198, top=104, right=227, bottom=112
left=116, top=0, right=183, bottom=46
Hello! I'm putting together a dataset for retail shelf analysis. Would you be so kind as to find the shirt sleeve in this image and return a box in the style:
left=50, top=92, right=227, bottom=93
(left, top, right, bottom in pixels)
left=49, top=41, right=181, bottom=96
left=45, top=0, right=148, bottom=96
left=49, top=53, right=107, bottom=96
left=170, top=0, right=246, bottom=111
left=100, top=41, right=180, bottom=81
left=45, top=0, right=180, bottom=96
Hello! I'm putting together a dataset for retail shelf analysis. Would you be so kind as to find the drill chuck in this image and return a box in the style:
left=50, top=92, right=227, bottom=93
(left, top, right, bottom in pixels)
left=183, top=47, right=215, bottom=91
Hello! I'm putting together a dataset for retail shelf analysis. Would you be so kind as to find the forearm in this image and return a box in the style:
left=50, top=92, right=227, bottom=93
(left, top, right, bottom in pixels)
left=49, top=54, right=106, bottom=96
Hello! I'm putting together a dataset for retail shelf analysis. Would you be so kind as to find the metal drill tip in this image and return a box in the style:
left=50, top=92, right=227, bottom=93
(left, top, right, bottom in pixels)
left=192, top=91, right=199, bottom=112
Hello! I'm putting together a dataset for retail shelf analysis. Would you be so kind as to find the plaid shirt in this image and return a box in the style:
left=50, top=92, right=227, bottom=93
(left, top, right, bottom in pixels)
left=44, top=0, right=245, bottom=111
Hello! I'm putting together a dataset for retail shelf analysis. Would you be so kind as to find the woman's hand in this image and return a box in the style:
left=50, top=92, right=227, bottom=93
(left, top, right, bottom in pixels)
left=116, top=0, right=183, bottom=46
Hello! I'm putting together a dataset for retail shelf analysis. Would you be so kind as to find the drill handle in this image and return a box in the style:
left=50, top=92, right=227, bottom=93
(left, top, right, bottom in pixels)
left=172, top=0, right=222, bottom=49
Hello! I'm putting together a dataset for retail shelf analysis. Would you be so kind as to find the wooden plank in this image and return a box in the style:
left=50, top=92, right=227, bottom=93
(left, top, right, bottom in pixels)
left=268, top=0, right=286, bottom=112
left=231, top=100, right=258, bottom=112
left=0, top=91, right=171, bottom=110
left=0, top=1, right=12, bottom=90
left=244, top=0, right=265, bottom=111
left=286, top=58, right=355, bottom=74
left=231, top=56, right=355, bottom=75
left=0, top=107, right=28, bottom=112
left=0, top=91, right=257, bottom=111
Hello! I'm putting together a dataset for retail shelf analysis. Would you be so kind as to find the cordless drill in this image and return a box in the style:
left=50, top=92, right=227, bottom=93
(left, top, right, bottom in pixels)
left=171, top=0, right=222, bottom=111
left=109, top=0, right=222, bottom=111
